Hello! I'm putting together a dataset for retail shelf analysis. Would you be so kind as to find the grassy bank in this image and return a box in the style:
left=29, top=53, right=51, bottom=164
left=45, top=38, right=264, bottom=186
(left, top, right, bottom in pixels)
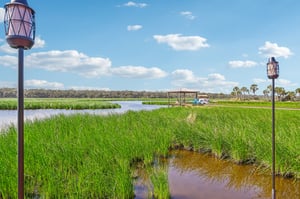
left=0, top=106, right=299, bottom=198
left=0, top=98, right=120, bottom=110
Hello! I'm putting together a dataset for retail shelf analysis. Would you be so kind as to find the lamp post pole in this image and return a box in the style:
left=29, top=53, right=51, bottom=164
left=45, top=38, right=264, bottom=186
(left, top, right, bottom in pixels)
left=271, top=77, right=276, bottom=199
left=4, top=0, right=35, bottom=198
left=17, top=47, right=25, bottom=198
left=266, top=57, right=279, bottom=199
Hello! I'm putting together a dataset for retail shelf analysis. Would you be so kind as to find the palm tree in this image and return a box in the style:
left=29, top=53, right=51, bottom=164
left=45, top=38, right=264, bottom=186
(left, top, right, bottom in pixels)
left=286, top=91, right=296, bottom=101
left=250, top=84, right=258, bottom=96
left=240, top=87, right=249, bottom=100
left=232, top=86, right=240, bottom=99
left=275, top=87, right=285, bottom=101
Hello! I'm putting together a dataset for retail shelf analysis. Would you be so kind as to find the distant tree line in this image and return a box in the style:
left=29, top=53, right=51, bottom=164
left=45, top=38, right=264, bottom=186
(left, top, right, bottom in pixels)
left=231, top=84, right=300, bottom=101
left=0, top=88, right=235, bottom=100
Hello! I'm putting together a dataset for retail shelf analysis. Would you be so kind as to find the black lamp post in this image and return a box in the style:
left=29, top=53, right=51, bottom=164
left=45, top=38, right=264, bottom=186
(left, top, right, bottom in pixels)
left=4, top=0, right=35, bottom=198
left=266, top=57, right=279, bottom=199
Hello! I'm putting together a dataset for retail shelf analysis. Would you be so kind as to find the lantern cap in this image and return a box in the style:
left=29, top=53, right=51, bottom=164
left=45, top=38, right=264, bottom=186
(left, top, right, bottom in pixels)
left=268, top=57, right=278, bottom=64
left=7, top=0, right=29, bottom=6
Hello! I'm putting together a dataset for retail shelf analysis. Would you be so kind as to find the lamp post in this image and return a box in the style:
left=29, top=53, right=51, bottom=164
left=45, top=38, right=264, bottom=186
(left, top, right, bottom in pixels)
left=4, top=0, right=35, bottom=198
left=266, top=57, right=279, bottom=199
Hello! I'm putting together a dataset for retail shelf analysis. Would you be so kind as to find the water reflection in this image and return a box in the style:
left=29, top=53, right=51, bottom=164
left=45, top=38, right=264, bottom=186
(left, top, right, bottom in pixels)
left=0, top=101, right=165, bottom=130
left=169, top=150, right=300, bottom=199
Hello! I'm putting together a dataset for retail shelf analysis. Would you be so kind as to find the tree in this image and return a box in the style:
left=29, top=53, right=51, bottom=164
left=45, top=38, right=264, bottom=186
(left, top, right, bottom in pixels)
left=285, top=91, right=296, bottom=101
left=296, top=88, right=300, bottom=96
left=232, top=86, right=241, bottom=99
left=250, top=84, right=258, bottom=95
left=275, top=87, right=285, bottom=101
left=240, top=87, right=249, bottom=100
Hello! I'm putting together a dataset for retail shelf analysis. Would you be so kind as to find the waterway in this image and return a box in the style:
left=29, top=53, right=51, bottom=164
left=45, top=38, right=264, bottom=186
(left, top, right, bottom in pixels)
left=0, top=101, right=164, bottom=130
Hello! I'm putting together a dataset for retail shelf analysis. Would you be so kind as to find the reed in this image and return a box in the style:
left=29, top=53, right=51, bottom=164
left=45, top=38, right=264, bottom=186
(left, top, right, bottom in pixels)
left=0, top=105, right=299, bottom=198
left=0, top=98, right=120, bottom=110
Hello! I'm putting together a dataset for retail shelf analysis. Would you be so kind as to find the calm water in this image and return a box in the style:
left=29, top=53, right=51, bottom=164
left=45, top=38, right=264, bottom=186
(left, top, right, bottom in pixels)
left=0, top=101, right=164, bottom=130
left=169, top=150, right=300, bottom=199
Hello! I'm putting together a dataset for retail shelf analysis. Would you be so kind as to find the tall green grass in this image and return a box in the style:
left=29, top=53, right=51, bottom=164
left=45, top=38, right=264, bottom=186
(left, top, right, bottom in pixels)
left=0, top=106, right=299, bottom=198
left=0, top=98, right=120, bottom=110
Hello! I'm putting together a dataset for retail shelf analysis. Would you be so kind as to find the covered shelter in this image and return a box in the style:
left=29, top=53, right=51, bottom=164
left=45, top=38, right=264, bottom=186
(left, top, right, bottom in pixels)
left=167, top=90, right=199, bottom=106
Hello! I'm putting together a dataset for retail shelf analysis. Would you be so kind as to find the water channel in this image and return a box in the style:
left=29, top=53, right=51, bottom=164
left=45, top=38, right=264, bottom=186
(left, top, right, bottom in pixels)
left=0, top=101, right=163, bottom=130
left=1, top=101, right=299, bottom=198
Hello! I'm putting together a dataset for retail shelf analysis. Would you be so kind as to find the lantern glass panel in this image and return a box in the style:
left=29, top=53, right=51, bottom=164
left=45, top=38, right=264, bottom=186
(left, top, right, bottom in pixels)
left=267, top=62, right=279, bottom=79
left=6, top=4, right=34, bottom=38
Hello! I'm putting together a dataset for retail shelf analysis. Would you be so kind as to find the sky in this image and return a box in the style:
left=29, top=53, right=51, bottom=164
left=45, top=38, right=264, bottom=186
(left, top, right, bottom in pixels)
left=0, top=0, right=299, bottom=94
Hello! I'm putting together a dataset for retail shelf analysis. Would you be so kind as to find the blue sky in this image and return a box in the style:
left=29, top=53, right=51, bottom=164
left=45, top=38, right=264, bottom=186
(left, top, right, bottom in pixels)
left=0, top=0, right=299, bottom=94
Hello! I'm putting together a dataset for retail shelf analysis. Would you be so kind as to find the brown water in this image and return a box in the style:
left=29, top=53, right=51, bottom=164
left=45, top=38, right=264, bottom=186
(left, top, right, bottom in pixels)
left=168, top=150, right=300, bottom=199
left=135, top=150, right=300, bottom=199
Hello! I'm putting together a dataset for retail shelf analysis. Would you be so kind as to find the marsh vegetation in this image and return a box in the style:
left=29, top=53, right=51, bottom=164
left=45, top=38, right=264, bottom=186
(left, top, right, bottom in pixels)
left=0, top=105, right=299, bottom=198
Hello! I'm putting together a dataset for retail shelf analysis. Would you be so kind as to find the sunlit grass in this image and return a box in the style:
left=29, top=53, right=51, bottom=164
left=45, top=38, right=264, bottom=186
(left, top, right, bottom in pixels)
left=0, top=98, right=120, bottom=110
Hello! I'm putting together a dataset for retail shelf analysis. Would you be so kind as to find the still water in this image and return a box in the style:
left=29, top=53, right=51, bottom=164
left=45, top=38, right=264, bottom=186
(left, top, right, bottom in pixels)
left=135, top=150, right=300, bottom=199
left=0, top=101, right=164, bottom=130
left=168, top=150, right=300, bottom=199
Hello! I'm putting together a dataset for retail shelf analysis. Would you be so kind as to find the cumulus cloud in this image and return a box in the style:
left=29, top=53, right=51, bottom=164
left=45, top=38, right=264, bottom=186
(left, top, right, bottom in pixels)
left=127, top=25, right=143, bottom=31
left=153, top=34, right=209, bottom=51
left=229, top=60, right=258, bottom=68
left=26, top=50, right=112, bottom=78
left=259, top=41, right=293, bottom=58
left=180, top=11, right=196, bottom=20
left=0, top=49, right=168, bottom=80
left=25, top=79, right=64, bottom=89
left=111, top=66, right=167, bottom=79
left=123, top=1, right=147, bottom=8
left=33, top=36, right=46, bottom=49
left=171, top=69, right=238, bottom=93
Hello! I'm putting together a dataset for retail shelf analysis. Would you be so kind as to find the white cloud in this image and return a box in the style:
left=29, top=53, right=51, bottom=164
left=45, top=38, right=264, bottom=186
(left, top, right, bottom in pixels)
left=33, top=36, right=46, bottom=49
left=25, top=79, right=64, bottom=89
left=0, top=55, right=18, bottom=68
left=127, top=25, right=143, bottom=31
left=0, top=81, right=15, bottom=88
left=26, top=50, right=112, bottom=78
left=153, top=34, right=209, bottom=51
left=0, top=43, right=17, bottom=54
left=0, top=8, right=4, bottom=23
left=70, top=86, right=110, bottom=91
left=0, top=50, right=168, bottom=80
left=253, top=78, right=266, bottom=84
left=171, top=69, right=238, bottom=93
left=229, top=60, right=258, bottom=68
left=124, top=1, right=147, bottom=8
left=277, top=78, right=297, bottom=87
left=259, top=41, right=293, bottom=58
left=180, top=11, right=196, bottom=20
left=111, top=66, right=167, bottom=79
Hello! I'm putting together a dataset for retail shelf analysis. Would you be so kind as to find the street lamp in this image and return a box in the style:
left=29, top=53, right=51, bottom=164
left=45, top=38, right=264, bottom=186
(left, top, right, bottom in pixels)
left=4, top=0, right=35, bottom=198
left=266, top=57, right=279, bottom=199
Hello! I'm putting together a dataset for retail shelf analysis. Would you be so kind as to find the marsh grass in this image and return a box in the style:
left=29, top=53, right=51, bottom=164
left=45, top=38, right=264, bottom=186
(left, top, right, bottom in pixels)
left=0, top=106, right=299, bottom=198
left=0, top=98, right=120, bottom=110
